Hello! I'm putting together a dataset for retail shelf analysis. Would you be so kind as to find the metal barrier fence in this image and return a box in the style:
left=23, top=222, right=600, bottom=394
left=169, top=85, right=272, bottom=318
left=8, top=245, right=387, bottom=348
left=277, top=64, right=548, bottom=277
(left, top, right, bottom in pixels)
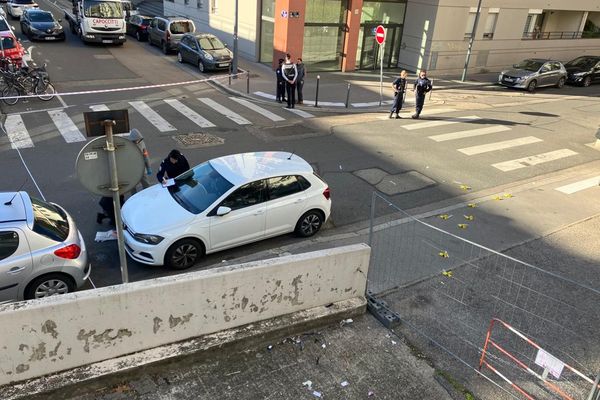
left=367, top=192, right=600, bottom=399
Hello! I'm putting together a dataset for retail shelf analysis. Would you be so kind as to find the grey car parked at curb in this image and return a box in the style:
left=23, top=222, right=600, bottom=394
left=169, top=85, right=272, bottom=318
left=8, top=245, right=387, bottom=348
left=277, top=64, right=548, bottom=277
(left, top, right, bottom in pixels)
left=498, top=59, right=567, bottom=92
left=147, top=16, right=195, bottom=55
left=0, top=191, right=90, bottom=303
left=177, top=33, right=233, bottom=72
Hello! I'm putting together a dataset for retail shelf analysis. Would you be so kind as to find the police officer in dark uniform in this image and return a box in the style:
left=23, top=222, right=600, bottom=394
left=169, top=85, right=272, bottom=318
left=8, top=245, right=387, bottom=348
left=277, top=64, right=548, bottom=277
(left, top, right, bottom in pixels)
left=389, top=70, right=408, bottom=119
left=412, top=69, right=433, bottom=119
left=156, top=149, right=190, bottom=184
left=275, top=58, right=286, bottom=103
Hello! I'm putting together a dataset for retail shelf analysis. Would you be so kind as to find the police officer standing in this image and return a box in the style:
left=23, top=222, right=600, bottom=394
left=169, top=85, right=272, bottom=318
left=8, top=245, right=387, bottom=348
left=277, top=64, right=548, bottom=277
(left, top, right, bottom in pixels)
left=412, top=70, right=433, bottom=119
left=296, top=57, right=306, bottom=105
left=275, top=58, right=286, bottom=103
left=389, top=70, right=408, bottom=119
left=281, top=53, right=298, bottom=109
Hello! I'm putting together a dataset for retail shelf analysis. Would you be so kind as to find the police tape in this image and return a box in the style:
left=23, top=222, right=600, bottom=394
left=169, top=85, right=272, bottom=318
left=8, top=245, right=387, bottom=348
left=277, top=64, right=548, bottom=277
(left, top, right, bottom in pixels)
left=0, top=71, right=248, bottom=101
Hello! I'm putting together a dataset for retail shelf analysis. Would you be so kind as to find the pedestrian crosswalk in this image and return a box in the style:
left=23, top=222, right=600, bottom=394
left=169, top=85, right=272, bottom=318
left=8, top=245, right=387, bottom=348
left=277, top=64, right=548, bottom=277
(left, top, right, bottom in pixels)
left=1, top=96, right=315, bottom=149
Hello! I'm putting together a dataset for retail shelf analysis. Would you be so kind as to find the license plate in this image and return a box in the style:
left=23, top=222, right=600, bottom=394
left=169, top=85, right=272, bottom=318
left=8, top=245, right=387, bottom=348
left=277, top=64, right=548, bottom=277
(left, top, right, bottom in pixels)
left=44, top=37, right=56, bottom=40
left=504, top=78, right=514, bottom=82
left=102, top=40, right=113, bottom=43
left=218, top=63, right=229, bottom=67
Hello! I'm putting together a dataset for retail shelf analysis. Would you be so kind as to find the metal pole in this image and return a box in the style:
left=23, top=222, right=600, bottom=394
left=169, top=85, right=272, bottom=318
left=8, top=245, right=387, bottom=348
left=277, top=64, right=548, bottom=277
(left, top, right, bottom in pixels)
left=314, top=75, right=320, bottom=107
left=103, top=120, right=129, bottom=284
left=228, top=63, right=231, bottom=85
left=461, top=0, right=483, bottom=82
left=586, top=373, right=600, bottom=400
left=379, top=40, right=384, bottom=106
left=232, top=0, right=238, bottom=78
left=345, top=83, right=351, bottom=108
left=246, top=70, right=249, bottom=93
left=368, top=191, right=376, bottom=247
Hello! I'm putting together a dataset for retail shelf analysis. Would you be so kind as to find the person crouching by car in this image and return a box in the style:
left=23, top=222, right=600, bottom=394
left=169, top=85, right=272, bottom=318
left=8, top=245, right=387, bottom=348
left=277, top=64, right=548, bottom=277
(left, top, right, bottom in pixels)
left=156, top=149, right=190, bottom=184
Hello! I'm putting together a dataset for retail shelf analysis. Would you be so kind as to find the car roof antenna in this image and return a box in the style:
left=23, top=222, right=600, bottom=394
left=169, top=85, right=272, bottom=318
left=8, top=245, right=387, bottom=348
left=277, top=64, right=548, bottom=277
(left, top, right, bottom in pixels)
left=4, top=179, right=28, bottom=206
left=287, top=150, right=295, bottom=160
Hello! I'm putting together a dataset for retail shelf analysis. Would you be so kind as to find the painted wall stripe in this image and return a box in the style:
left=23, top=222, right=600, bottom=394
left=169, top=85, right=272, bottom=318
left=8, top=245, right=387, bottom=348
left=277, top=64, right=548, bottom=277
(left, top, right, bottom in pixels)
left=429, top=125, right=511, bottom=142
left=403, top=115, right=481, bottom=130
left=555, top=176, right=599, bottom=194
left=4, top=115, right=33, bottom=149
left=129, top=101, right=176, bottom=132
left=48, top=110, right=86, bottom=143
left=198, top=98, right=251, bottom=125
left=229, top=97, right=285, bottom=121
left=164, top=99, right=216, bottom=128
left=492, top=149, right=578, bottom=172
left=458, top=136, right=542, bottom=155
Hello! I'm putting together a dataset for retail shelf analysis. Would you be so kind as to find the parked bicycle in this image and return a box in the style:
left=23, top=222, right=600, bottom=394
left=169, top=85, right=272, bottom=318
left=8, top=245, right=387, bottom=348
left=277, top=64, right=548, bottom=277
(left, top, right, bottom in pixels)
left=1, top=62, right=55, bottom=105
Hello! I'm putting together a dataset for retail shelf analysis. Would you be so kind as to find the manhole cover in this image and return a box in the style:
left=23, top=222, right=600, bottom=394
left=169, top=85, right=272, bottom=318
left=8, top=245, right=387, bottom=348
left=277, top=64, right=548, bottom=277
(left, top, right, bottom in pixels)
left=172, top=133, right=224, bottom=148
left=376, top=171, right=436, bottom=195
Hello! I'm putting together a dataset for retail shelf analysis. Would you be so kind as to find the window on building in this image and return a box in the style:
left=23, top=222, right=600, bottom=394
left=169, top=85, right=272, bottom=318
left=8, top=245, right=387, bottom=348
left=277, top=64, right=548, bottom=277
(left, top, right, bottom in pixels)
left=523, top=10, right=543, bottom=38
left=483, top=10, right=498, bottom=39
left=465, top=11, right=477, bottom=38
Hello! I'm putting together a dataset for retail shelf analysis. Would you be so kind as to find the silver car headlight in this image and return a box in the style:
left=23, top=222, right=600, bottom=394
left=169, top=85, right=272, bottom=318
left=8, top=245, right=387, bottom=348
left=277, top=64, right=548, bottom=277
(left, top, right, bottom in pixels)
left=203, top=51, right=213, bottom=60
left=133, top=233, right=164, bottom=245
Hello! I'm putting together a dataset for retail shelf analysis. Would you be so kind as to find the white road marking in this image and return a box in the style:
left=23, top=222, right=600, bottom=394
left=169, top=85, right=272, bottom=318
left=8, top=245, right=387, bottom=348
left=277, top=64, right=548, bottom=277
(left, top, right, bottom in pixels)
left=376, top=108, right=458, bottom=120
left=89, top=104, right=110, bottom=111
left=198, top=98, right=251, bottom=125
left=129, top=101, right=176, bottom=132
left=428, top=125, right=511, bottom=142
left=4, top=114, right=33, bottom=149
left=229, top=97, right=285, bottom=121
left=283, top=107, right=314, bottom=118
left=48, top=110, right=86, bottom=143
left=402, top=115, right=481, bottom=130
left=492, top=149, right=578, bottom=172
left=458, top=136, right=542, bottom=156
left=555, top=176, right=600, bottom=194
left=164, top=99, right=216, bottom=128
left=253, top=91, right=276, bottom=100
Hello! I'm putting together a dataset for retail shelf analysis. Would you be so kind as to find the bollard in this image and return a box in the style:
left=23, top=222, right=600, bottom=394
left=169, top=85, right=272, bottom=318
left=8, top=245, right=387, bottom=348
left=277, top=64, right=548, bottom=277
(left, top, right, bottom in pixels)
left=345, top=83, right=351, bottom=108
left=246, top=70, right=250, bottom=94
left=314, top=75, right=320, bottom=107
left=228, top=64, right=232, bottom=86
left=595, top=127, right=600, bottom=148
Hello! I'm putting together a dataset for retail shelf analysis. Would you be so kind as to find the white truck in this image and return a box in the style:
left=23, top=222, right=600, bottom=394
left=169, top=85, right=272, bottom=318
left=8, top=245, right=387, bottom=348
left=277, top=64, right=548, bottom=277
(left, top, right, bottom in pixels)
left=64, top=0, right=126, bottom=44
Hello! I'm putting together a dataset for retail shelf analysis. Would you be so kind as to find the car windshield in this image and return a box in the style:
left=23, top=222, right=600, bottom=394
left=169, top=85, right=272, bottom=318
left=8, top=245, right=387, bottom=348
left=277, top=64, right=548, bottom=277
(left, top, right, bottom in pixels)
left=198, top=36, right=225, bottom=50
left=514, top=60, right=543, bottom=72
left=29, top=13, right=54, bottom=22
left=141, top=18, right=152, bottom=26
left=0, top=19, right=8, bottom=31
left=168, top=162, right=233, bottom=214
left=83, top=0, right=123, bottom=18
left=565, top=57, right=597, bottom=69
left=13, top=0, right=35, bottom=4
left=0, top=37, right=16, bottom=50
left=169, top=21, right=193, bottom=34
left=30, top=197, right=70, bottom=242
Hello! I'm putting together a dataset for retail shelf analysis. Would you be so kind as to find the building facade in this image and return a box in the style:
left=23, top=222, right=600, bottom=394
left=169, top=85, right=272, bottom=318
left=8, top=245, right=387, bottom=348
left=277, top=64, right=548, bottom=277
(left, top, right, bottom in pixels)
left=163, top=0, right=600, bottom=74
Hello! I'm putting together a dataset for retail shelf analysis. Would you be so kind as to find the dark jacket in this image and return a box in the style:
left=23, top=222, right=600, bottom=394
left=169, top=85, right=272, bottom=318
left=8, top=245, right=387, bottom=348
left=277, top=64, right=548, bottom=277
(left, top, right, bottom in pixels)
left=296, top=63, right=305, bottom=81
left=392, top=77, right=406, bottom=94
left=276, top=65, right=285, bottom=82
left=156, top=154, right=190, bottom=182
left=413, top=77, right=432, bottom=96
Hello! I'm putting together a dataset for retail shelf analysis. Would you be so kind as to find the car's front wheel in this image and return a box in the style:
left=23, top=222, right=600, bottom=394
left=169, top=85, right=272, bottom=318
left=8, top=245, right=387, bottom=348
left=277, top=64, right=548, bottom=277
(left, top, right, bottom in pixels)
left=165, top=238, right=204, bottom=270
left=25, top=273, right=75, bottom=300
left=582, top=76, right=592, bottom=87
left=295, top=210, right=324, bottom=238
left=526, top=80, right=537, bottom=93
left=198, top=60, right=205, bottom=73
left=136, top=31, right=142, bottom=41
left=556, top=77, right=565, bottom=88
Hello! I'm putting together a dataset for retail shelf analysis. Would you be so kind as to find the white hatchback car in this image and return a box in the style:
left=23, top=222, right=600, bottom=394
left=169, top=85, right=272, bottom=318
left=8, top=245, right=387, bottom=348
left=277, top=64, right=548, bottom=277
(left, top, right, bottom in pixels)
left=121, top=152, right=331, bottom=269
left=5, top=0, right=37, bottom=19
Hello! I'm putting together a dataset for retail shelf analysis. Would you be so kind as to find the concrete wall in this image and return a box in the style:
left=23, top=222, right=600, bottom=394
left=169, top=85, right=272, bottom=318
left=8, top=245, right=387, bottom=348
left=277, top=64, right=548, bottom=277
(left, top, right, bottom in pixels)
left=164, top=0, right=259, bottom=60
left=0, top=244, right=370, bottom=386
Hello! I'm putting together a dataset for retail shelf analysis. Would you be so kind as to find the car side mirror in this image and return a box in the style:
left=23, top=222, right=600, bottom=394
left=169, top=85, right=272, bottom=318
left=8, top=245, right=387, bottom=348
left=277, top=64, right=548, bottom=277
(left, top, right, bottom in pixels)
left=224, top=43, right=228, bottom=48
left=216, top=206, right=231, bottom=216
left=11, top=26, right=15, bottom=31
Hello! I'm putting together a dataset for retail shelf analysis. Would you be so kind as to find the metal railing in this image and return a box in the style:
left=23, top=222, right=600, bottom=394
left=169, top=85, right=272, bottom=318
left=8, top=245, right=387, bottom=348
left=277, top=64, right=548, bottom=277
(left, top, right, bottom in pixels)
left=522, top=30, right=600, bottom=40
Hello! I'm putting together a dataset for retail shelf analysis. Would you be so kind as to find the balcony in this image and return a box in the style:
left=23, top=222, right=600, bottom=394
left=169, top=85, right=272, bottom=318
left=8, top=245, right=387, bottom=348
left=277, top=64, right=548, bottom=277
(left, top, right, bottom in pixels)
left=522, top=30, right=600, bottom=40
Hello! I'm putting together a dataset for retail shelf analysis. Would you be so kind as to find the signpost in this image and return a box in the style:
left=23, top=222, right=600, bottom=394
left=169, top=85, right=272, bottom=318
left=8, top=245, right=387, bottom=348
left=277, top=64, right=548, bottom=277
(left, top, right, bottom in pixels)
left=375, top=25, right=386, bottom=106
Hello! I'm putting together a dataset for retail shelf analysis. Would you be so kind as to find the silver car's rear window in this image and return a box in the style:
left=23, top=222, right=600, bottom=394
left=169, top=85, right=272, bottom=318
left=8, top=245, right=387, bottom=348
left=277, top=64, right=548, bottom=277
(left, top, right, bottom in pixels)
left=30, top=197, right=69, bottom=242
left=169, top=21, right=193, bottom=34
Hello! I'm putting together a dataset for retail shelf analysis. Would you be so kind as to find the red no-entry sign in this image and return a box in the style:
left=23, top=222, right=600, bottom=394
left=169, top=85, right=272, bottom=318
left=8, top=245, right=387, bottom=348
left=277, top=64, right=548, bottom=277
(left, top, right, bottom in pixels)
left=375, top=25, right=385, bottom=45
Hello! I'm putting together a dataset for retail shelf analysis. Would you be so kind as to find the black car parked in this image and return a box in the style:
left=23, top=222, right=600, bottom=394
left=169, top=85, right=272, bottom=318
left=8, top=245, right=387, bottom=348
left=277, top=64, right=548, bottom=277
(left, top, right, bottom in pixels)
left=177, top=33, right=233, bottom=73
left=126, top=14, right=152, bottom=41
left=20, top=9, right=64, bottom=41
left=565, top=56, right=600, bottom=87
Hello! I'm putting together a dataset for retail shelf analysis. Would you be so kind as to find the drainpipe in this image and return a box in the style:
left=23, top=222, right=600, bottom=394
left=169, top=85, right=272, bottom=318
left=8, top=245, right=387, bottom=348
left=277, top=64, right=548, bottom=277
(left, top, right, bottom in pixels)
left=461, top=0, right=483, bottom=82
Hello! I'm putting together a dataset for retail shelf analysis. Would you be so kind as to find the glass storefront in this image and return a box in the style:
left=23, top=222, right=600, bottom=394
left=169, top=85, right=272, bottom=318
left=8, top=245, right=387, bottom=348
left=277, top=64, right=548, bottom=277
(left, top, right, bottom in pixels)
left=303, top=0, right=348, bottom=71
left=357, top=0, right=406, bottom=70
left=259, top=0, right=275, bottom=64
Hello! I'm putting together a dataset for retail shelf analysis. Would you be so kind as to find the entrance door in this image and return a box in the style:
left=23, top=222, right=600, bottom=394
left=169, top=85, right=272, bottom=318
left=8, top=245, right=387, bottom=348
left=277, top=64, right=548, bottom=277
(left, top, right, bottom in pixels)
left=358, top=24, right=402, bottom=70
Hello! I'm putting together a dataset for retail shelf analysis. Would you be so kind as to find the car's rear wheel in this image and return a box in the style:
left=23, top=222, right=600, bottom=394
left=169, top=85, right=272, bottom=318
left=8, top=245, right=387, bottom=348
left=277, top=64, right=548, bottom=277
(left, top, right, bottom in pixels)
left=556, top=77, right=565, bottom=88
left=25, top=273, right=75, bottom=300
left=177, top=52, right=183, bottom=63
left=295, top=210, right=324, bottom=238
left=165, top=238, right=204, bottom=270
left=526, top=80, right=537, bottom=93
left=582, top=76, right=592, bottom=87
left=198, top=60, right=205, bottom=73
left=136, top=31, right=142, bottom=41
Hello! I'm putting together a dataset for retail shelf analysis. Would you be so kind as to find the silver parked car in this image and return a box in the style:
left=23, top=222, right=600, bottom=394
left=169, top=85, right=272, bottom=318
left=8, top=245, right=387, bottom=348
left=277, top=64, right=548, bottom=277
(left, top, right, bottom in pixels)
left=498, top=59, right=567, bottom=92
left=0, top=191, right=90, bottom=303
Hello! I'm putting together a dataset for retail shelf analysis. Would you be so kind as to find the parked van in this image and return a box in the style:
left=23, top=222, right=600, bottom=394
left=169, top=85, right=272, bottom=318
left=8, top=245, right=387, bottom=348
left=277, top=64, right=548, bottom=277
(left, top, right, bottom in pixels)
left=148, top=16, right=195, bottom=54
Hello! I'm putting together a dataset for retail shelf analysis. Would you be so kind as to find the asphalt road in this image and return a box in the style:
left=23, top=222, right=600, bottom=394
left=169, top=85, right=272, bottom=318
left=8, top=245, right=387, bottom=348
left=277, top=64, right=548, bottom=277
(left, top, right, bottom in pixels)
left=1, top=0, right=600, bottom=289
